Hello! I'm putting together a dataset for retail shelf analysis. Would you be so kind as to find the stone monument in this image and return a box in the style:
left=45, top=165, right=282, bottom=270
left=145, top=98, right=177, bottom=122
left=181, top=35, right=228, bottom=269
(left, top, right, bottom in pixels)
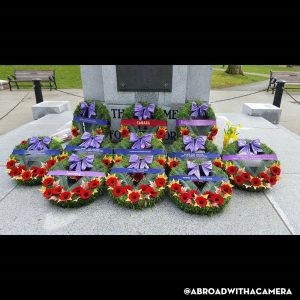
left=80, top=65, right=212, bottom=142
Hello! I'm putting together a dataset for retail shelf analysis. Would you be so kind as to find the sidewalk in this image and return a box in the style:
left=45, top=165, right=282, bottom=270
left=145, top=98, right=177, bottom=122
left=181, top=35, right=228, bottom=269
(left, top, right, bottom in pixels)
left=0, top=111, right=299, bottom=235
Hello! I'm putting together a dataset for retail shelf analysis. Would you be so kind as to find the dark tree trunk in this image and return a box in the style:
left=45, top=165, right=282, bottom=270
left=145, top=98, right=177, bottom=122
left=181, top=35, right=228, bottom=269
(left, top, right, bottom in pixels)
left=225, top=65, right=244, bottom=75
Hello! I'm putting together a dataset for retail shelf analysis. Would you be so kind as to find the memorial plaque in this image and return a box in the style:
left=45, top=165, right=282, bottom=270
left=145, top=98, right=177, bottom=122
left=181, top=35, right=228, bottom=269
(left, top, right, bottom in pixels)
left=116, top=65, right=172, bottom=92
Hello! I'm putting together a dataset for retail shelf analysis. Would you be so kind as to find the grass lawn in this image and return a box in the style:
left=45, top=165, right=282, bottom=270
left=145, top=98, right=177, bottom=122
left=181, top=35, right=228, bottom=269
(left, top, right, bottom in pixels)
left=0, top=65, right=82, bottom=89
left=211, top=70, right=266, bottom=89
left=214, top=65, right=300, bottom=75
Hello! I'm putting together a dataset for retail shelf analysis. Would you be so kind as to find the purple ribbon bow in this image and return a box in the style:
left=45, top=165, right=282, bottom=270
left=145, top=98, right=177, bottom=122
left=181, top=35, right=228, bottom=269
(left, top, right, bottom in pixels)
left=183, top=135, right=207, bottom=152
left=80, top=101, right=96, bottom=119
left=130, top=133, right=152, bottom=150
left=238, top=139, right=264, bottom=155
left=27, top=136, right=51, bottom=151
left=128, top=155, right=153, bottom=169
left=191, top=102, right=209, bottom=118
left=134, top=103, right=155, bottom=120
left=68, top=154, right=94, bottom=171
left=79, top=132, right=104, bottom=148
left=187, top=160, right=212, bottom=179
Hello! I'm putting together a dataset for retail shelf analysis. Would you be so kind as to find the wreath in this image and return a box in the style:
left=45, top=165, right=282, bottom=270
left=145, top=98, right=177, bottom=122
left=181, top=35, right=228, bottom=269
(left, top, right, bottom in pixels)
left=166, top=134, right=220, bottom=174
left=168, top=159, right=232, bottom=215
left=106, top=155, right=167, bottom=209
left=120, top=101, right=168, bottom=140
left=64, top=132, right=115, bottom=169
left=71, top=100, right=111, bottom=137
left=6, top=136, right=64, bottom=185
left=40, top=153, right=106, bottom=208
left=176, top=100, right=218, bottom=141
left=221, top=139, right=281, bottom=192
left=114, top=132, right=166, bottom=161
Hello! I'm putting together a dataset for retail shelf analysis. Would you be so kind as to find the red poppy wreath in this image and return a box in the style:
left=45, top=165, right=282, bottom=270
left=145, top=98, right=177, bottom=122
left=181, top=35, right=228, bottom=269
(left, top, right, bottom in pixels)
left=106, top=155, right=167, bottom=209
left=40, top=153, right=106, bottom=208
left=119, top=101, right=168, bottom=141
left=221, top=139, right=281, bottom=192
left=6, top=136, right=64, bottom=185
left=167, top=159, right=232, bottom=215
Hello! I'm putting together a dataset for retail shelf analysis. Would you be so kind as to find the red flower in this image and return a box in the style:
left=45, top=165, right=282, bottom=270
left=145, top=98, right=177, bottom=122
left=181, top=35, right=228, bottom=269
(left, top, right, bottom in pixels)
left=213, top=161, right=222, bottom=168
left=211, top=127, right=218, bottom=136
left=207, top=134, right=213, bottom=141
left=71, top=127, right=79, bottom=137
left=72, top=186, right=83, bottom=195
left=180, top=128, right=189, bottom=135
left=156, top=128, right=166, bottom=139
left=124, top=185, right=133, bottom=191
left=9, top=167, right=21, bottom=177
left=169, top=160, right=179, bottom=168
left=46, top=159, right=56, bottom=169
left=269, top=176, right=277, bottom=186
left=22, top=171, right=32, bottom=181
left=21, top=140, right=27, bottom=145
left=42, top=177, right=54, bottom=187
left=155, top=177, right=166, bottom=187
left=37, top=168, right=47, bottom=177
left=128, top=191, right=141, bottom=203
left=157, top=159, right=166, bottom=167
left=53, top=186, right=63, bottom=194
left=95, top=128, right=103, bottom=135
left=251, top=177, right=261, bottom=187
left=259, top=172, right=270, bottom=182
left=241, top=172, right=251, bottom=181
left=227, top=165, right=238, bottom=175
left=203, top=191, right=214, bottom=200
left=60, top=191, right=72, bottom=201
left=19, top=165, right=27, bottom=171
left=121, top=128, right=129, bottom=138
left=6, top=159, right=16, bottom=169
left=88, top=179, right=100, bottom=189
left=102, top=159, right=111, bottom=167
left=29, top=166, right=39, bottom=176
left=113, top=186, right=125, bottom=197
left=80, top=189, right=92, bottom=199
left=58, top=155, right=67, bottom=161
left=139, top=184, right=149, bottom=194
left=106, top=177, right=118, bottom=187
left=188, top=190, right=198, bottom=198
left=147, top=187, right=158, bottom=198
left=195, top=196, right=207, bottom=207
left=211, top=194, right=224, bottom=205
left=180, top=192, right=191, bottom=203
left=170, top=182, right=182, bottom=193
left=221, top=184, right=232, bottom=194
left=158, top=159, right=166, bottom=167
left=132, top=173, right=144, bottom=182
left=233, top=175, right=244, bottom=185
left=43, top=188, right=53, bottom=199
left=270, top=166, right=281, bottom=176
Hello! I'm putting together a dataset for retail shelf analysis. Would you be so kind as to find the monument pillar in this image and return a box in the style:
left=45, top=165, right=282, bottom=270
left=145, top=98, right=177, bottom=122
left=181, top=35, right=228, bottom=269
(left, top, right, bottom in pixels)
left=80, top=65, right=212, bottom=142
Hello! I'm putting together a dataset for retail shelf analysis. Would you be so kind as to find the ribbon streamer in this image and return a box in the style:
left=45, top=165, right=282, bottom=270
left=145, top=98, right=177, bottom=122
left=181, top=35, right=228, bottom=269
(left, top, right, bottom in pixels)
left=191, top=102, right=208, bottom=118
left=80, top=101, right=96, bottom=119
left=238, top=139, right=264, bottom=155
left=127, top=155, right=153, bottom=169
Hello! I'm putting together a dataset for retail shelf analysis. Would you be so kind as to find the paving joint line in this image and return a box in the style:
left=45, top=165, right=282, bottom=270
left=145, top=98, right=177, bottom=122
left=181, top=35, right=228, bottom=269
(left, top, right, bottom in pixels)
left=263, top=191, right=296, bottom=235
left=0, top=184, right=18, bottom=203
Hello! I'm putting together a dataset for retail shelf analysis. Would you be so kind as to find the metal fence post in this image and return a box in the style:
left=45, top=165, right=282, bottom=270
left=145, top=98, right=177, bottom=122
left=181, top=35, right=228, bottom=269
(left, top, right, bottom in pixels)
left=273, top=80, right=286, bottom=107
left=33, top=78, right=43, bottom=104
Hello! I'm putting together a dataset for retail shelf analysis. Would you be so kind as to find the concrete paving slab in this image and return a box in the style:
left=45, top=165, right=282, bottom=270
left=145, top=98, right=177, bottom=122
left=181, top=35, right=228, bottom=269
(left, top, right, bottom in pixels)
left=0, top=187, right=290, bottom=235
left=264, top=174, right=300, bottom=234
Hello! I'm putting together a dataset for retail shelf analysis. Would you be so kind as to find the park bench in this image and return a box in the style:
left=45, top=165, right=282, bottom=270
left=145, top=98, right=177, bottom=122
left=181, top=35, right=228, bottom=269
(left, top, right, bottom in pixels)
left=7, top=70, right=57, bottom=91
left=267, top=71, right=300, bottom=93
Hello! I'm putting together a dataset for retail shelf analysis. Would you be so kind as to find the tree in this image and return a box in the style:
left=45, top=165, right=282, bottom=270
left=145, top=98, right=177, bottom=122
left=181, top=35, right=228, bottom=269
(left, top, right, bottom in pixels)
left=225, top=65, right=244, bottom=75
